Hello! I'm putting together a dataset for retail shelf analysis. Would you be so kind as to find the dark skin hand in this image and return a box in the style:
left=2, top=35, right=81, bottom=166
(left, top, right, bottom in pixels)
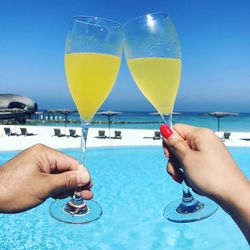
left=0, top=144, right=93, bottom=213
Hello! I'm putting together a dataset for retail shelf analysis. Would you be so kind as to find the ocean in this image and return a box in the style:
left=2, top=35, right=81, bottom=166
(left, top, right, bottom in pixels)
left=31, top=111, right=250, bottom=132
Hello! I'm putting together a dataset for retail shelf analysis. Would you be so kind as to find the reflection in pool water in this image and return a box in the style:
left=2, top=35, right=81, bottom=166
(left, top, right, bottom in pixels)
left=0, top=146, right=249, bottom=249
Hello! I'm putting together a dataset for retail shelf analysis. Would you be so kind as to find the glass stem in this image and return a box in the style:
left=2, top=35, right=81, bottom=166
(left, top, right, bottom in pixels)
left=161, top=113, right=172, bottom=128
left=80, top=119, right=90, bottom=164
left=181, top=182, right=194, bottom=202
left=162, top=112, right=197, bottom=206
left=71, top=119, right=90, bottom=203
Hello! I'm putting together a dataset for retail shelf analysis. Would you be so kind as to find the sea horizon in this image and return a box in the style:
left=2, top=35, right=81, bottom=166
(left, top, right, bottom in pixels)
left=37, top=109, right=250, bottom=116
left=24, top=110, right=250, bottom=132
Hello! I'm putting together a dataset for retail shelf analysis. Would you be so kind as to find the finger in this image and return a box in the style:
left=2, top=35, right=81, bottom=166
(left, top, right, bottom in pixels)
left=81, top=189, right=93, bottom=200
left=172, top=124, right=199, bottom=140
left=167, top=160, right=184, bottom=183
left=84, top=179, right=93, bottom=189
left=160, top=124, right=193, bottom=162
left=52, top=188, right=94, bottom=200
left=78, top=179, right=93, bottom=190
left=48, top=165, right=91, bottom=195
left=166, top=161, right=202, bottom=195
left=52, top=190, right=74, bottom=199
left=174, top=124, right=222, bottom=152
left=162, top=140, right=170, bottom=158
left=44, top=146, right=79, bottom=172
left=51, top=170, right=93, bottom=199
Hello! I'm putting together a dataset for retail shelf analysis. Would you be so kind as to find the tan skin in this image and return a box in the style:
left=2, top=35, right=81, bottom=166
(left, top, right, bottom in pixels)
left=0, top=144, right=93, bottom=213
left=161, top=123, right=250, bottom=244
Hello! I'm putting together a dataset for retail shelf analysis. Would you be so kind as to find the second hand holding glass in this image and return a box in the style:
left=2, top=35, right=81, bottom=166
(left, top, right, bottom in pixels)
left=123, top=13, right=218, bottom=223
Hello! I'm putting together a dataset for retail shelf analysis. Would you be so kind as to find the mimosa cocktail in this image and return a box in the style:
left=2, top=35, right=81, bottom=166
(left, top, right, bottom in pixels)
left=127, top=57, right=181, bottom=115
left=50, top=16, right=122, bottom=224
left=65, top=52, right=121, bottom=121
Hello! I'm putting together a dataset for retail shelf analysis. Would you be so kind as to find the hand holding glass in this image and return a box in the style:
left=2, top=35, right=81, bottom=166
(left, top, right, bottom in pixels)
left=123, top=13, right=218, bottom=222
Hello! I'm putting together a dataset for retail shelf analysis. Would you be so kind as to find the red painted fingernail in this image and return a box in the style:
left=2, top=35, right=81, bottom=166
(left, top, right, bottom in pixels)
left=160, top=124, right=173, bottom=139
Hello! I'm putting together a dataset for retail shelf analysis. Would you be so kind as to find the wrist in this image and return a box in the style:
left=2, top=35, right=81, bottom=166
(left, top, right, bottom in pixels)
left=210, top=161, right=249, bottom=208
left=0, top=165, right=12, bottom=213
left=218, top=177, right=250, bottom=216
left=0, top=166, right=6, bottom=212
left=218, top=179, right=250, bottom=244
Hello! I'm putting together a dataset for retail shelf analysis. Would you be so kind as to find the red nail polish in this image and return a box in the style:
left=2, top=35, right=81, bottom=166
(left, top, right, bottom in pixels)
left=160, top=124, right=173, bottom=139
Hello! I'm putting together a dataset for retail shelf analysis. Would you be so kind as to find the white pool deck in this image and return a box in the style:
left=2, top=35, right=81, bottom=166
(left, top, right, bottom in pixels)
left=0, top=125, right=250, bottom=152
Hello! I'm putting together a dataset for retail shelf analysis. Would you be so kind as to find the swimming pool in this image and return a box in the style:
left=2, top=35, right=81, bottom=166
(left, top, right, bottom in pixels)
left=0, top=146, right=249, bottom=249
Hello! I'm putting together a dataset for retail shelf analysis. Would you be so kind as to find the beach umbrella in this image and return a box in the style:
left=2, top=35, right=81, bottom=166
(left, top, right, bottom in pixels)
left=208, top=112, right=239, bottom=132
left=97, top=110, right=122, bottom=137
left=47, top=109, right=77, bottom=135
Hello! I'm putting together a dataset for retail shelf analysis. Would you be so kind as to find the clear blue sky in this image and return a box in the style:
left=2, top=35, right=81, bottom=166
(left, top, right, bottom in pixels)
left=0, top=0, right=250, bottom=112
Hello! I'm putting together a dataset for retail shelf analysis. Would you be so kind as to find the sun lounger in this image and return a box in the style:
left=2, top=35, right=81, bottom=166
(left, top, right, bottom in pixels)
left=153, top=131, right=161, bottom=140
left=4, top=127, right=17, bottom=136
left=53, top=128, right=66, bottom=137
left=96, top=130, right=107, bottom=139
left=69, top=129, right=80, bottom=138
left=240, top=138, right=250, bottom=141
left=113, top=130, right=122, bottom=139
left=223, top=132, right=231, bottom=140
left=222, top=132, right=231, bottom=141
left=143, top=130, right=161, bottom=140
left=20, top=128, right=35, bottom=136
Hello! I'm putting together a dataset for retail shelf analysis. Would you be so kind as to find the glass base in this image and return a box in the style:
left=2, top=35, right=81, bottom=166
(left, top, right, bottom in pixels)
left=163, top=195, right=218, bottom=223
left=49, top=198, right=102, bottom=224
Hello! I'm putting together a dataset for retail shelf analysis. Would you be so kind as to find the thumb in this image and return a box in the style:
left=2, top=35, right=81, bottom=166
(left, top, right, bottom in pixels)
left=49, top=164, right=91, bottom=194
left=160, top=124, right=192, bottom=161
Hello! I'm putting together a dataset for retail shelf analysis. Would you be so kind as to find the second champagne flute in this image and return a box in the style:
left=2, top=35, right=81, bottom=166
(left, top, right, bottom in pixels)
left=50, top=16, right=122, bottom=224
left=123, top=12, right=218, bottom=223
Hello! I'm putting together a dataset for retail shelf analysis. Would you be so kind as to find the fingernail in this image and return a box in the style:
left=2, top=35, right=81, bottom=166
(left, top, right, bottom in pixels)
left=160, top=124, right=173, bottom=139
left=77, top=171, right=90, bottom=185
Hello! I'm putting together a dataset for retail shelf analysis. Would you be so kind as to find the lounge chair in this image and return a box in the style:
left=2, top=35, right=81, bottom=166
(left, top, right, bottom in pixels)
left=222, top=132, right=231, bottom=141
left=69, top=129, right=80, bottom=138
left=20, top=128, right=35, bottom=136
left=113, top=130, right=122, bottom=139
left=153, top=131, right=161, bottom=140
left=240, top=138, right=250, bottom=141
left=143, top=131, right=161, bottom=140
left=4, top=127, right=17, bottom=136
left=96, top=130, right=107, bottom=139
left=53, top=128, right=66, bottom=137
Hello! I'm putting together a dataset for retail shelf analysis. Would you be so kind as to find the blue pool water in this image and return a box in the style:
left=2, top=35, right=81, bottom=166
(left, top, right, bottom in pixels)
left=0, top=146, right=249, bottom=249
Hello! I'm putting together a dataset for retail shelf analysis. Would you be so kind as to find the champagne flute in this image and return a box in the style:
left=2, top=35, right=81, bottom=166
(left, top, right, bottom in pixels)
left=123, top=13, right=218, bottom=222
left=49, top=16, right=122, bottom=224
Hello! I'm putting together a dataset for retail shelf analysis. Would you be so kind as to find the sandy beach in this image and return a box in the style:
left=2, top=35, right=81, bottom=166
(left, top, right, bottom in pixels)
left=1, top=124, right=250, bottom=152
